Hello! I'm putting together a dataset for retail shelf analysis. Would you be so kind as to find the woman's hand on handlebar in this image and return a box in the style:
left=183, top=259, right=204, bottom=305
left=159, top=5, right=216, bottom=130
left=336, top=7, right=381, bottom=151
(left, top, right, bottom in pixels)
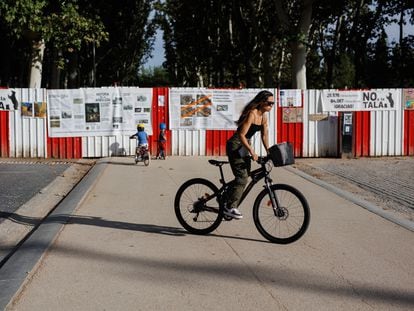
left=251, top=153, right=259, bottom=161
left=256, top=155, right=269, bottom=165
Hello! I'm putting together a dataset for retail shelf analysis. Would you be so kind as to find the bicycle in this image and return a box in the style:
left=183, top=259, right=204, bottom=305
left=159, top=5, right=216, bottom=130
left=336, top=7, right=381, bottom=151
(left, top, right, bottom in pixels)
left=174, top=155, right=310, bottom=244
left=130, top=137, right=150, bottom=166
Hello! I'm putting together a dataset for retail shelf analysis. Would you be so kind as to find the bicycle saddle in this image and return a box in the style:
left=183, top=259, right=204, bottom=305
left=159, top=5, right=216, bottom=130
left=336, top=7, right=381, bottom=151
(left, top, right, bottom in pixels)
left=208, top=159, right=228, bottom=166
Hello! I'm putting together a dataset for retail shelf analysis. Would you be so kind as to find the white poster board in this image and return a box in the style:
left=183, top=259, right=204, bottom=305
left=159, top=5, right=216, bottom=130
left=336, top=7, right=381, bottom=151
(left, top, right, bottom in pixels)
left=48, top=87, right=153, bottom=137
left=0, top=89, right=20, bottom=111
left=279, top=89, right=302, bottom=107
left=169, top=88, right=274, bottom=130
left=321, top=90, right=400, bottom=111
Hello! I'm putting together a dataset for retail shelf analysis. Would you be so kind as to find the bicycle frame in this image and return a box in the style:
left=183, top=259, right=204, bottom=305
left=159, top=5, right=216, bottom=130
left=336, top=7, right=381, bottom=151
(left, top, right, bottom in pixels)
left=216, top=158, right=281, bottom=212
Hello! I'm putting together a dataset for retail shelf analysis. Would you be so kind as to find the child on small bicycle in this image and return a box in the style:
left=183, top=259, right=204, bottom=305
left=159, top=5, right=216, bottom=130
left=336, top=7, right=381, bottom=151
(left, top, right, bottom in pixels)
left=157, top=122, right=167, bottom=159
left=130, top=123, right=148, bottom=159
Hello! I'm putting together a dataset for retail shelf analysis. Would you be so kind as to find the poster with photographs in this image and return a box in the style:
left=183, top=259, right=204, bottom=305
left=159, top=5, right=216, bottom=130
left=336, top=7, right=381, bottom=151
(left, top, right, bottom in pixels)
left=279, top=89, right=302, bottom=107
left=282, top=107, right=303, bottom=123
left=169, top=88, right=272, bottom=130
left=122, top=88, right=153, bottom=135
left=403, top=89, right=414, bottom=110
left=21, top=102, right=33, bottom=117
left=34, top=102, right=47, bottom=117
left=47, top=87, right=153, bottom=137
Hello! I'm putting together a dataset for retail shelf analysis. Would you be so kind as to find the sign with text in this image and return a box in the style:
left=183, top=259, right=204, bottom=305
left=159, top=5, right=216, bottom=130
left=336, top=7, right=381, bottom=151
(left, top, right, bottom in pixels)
left=321, top=90, right=400, bottom=111
left=169, top=88, right=275, bottom=130
left=48, top=87, right=153, bottom=137
left=0, top=89, right=19, bottom=111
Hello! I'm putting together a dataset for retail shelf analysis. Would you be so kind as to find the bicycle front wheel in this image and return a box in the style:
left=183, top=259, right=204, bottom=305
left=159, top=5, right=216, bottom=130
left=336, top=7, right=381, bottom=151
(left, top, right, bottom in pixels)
left=253, top=184, right=310, bottom=244
left=174, top=178, right=223, bottom=235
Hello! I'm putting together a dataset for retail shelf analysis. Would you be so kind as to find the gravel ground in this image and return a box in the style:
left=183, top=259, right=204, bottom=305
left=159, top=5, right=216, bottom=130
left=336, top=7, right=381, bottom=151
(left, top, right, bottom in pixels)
left=292, top=156, right=414, bottom=222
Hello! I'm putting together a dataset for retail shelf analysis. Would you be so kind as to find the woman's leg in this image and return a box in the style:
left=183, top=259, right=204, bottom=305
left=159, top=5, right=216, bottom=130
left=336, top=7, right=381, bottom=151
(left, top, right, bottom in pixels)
left=226, top=139, right=250, bottom=209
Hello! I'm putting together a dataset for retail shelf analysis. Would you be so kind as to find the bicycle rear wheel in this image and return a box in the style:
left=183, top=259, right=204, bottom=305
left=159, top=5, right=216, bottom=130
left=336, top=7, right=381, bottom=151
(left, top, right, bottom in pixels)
left=253, top=184, right=310, bottom=244
left=174, top=178, right=223, bottom=235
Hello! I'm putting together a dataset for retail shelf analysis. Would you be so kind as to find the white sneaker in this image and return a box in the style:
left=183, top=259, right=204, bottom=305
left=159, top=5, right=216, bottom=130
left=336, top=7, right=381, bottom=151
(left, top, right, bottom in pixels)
left=224, top=207, right=243, bottom=219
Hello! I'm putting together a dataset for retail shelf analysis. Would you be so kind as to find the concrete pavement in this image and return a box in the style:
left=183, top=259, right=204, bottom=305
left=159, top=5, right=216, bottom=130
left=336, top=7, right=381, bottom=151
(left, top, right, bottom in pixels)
left=1, top=156, right=414, bottom=310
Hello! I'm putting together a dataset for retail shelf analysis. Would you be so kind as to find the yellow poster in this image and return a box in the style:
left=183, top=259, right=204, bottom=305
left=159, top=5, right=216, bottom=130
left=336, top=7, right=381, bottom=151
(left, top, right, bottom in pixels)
left=34, top=102, right=47, bottom=117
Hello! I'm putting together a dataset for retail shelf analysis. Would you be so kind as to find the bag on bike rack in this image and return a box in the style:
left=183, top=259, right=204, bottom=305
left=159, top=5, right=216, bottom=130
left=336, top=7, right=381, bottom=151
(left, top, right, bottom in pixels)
left=268, top=142, right=295, bottom=166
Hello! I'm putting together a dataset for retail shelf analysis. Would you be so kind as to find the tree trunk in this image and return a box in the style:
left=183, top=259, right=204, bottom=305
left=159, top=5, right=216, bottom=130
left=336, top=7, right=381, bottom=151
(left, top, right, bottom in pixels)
left=29, top=39, right=45, bottom=88
left=50, top=48, right=61, bottom=89
left=398, top=4, right=404, bottom=85
left=327, top=15, right=344, bottom=88
left=276, top=46, right=285, bottom=87
left=274, top=0, right=314, bottom=89
left=291, top=0, right=313, bottom=89
left=68, top=52, right=79, bottom=89
left=291, top=41, right=307, bottom=89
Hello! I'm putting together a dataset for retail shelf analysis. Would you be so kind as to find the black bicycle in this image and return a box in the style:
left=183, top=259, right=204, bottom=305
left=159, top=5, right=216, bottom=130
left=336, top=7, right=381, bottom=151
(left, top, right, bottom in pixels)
left=174, top=155, right=310, bottom=244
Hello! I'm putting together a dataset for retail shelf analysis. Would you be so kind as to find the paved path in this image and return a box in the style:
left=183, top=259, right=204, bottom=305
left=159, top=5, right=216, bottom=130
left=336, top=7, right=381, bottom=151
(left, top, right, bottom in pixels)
left=1, top=157, right=413, bottom=310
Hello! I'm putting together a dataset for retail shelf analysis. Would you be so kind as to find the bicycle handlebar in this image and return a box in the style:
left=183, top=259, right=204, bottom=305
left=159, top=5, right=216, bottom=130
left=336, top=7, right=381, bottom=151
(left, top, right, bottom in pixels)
left=256, top=156, right=269, bottom=165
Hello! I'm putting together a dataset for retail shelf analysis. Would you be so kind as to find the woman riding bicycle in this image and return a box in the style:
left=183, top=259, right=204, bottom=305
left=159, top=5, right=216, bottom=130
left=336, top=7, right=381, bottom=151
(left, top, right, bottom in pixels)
left=225, top=90, right=275, bottom=219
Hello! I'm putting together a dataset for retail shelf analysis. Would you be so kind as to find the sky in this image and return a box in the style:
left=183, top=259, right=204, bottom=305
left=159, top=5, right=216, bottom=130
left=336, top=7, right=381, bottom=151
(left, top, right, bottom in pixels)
left=142, top=21, right=414, bottom=69
left=143, top=30, right=165, bottom=68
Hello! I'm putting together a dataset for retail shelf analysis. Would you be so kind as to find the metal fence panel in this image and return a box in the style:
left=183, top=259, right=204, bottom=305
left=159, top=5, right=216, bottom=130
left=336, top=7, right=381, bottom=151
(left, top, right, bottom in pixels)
left=171, top=129, right=206, bottom=156
left=303, top=90, right=338, bottom=157
left=370, top=89, right=404, bottom=156
left=9, top=89, right=48, bottom=158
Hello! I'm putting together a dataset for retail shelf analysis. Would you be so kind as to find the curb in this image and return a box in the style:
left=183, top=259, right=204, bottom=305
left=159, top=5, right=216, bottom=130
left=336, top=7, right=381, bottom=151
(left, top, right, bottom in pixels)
left=0, top=160, right=107, bottom=310
left=284, top=166, right=414, bottom=233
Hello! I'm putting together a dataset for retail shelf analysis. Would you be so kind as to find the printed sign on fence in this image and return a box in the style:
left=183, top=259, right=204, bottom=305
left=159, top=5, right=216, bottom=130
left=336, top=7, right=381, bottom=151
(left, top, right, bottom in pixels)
left=321, top=90, right=400, bottom=111
left=0, top=89, right=19, bottom=111
left=48, top=87, right=153, bottom=137
left=403, top=89, right=414, bottom=110
left=279, top=89, right=302, bottom=107
left=169, top=88, right=275, bottom=129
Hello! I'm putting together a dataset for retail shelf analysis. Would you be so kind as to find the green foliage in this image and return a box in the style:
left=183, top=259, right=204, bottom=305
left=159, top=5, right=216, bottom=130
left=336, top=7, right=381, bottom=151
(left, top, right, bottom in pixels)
left=44, top=3, right=108, bottom=50
left=0, top=0, right=107, bottom=48
left=1, top=0, right=413, bottom=88
left=92, top=0, right=156, bottom=86
left=0, top=0, right=47, bottom=38
left=332, top=54, right=355, bottom=89
left=138, top=66, right=170, bottom=86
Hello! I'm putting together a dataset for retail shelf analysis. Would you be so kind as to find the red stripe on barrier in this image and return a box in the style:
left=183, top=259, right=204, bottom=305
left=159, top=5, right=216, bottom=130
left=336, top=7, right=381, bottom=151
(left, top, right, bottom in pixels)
left=354, top=111, right=370, bottom=157
left=151, top=87, right=170, bottom=156
left=276, top=108, right=303, bottom=158
left=404, top=110, right=414, bottom=155
left=0, top=111, right=10, bottom=157
left=205, top=130, right=235, bottom=156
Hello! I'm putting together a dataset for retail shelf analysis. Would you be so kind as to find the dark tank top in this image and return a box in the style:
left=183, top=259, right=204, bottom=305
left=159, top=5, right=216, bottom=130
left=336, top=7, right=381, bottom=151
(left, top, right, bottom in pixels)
left=239, top=124, right=263, bottom=139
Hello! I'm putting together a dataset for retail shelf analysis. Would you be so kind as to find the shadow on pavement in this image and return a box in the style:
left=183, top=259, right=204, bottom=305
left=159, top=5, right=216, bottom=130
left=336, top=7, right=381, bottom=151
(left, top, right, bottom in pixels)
left=0, top=212, right=184, bottom=237
left=0, top=212, right=269, bottom=244
left=12, top=238, right=414, bottom=308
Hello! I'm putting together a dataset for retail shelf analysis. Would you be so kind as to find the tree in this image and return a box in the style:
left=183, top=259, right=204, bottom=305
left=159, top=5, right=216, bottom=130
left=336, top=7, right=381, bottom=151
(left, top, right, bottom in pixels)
left=91, top=0, right=156, bottom=86
left=0, top=0, right=107, bottom=88
left=137, top=66, right=170, bottom=86
left=274, top=0, right=315, bottom=89
left=367, top=29, right=390, bottom=87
